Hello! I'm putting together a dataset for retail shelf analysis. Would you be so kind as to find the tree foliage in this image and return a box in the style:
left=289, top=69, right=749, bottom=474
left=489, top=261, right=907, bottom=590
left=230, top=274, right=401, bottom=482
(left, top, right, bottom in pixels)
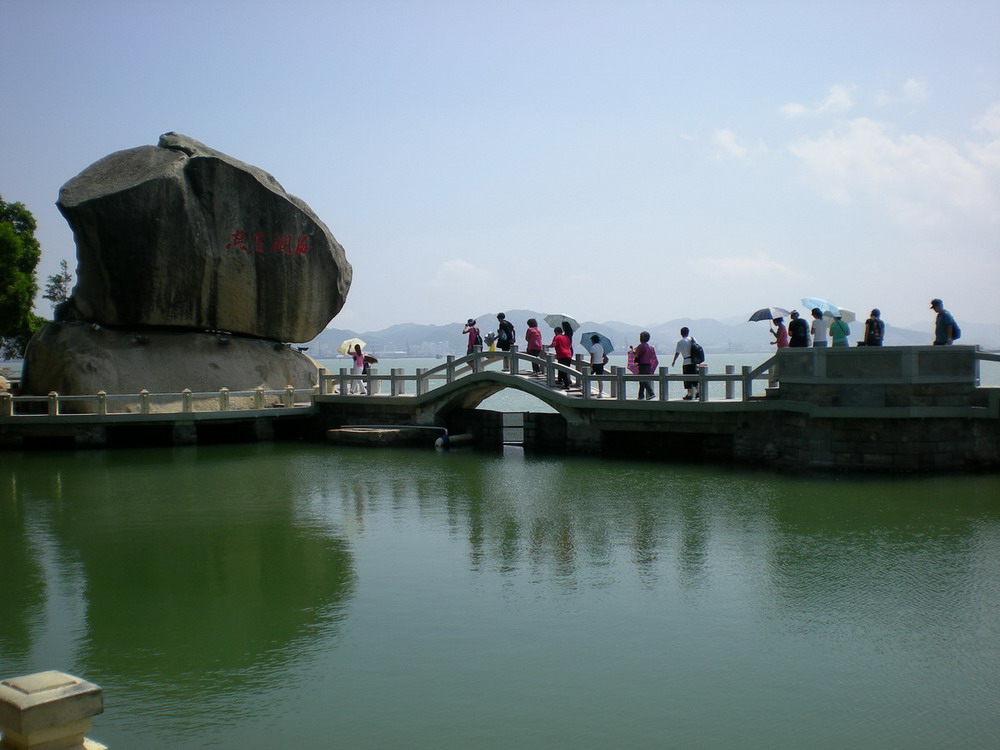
left=0, top=196, right=44, bottom=359
left=43, top=258, right=74, bottom=309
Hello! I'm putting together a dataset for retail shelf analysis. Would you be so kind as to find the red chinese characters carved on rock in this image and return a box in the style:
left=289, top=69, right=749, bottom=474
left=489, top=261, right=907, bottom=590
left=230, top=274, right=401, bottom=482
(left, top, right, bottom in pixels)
left=226, top=230, right=309, bottom=255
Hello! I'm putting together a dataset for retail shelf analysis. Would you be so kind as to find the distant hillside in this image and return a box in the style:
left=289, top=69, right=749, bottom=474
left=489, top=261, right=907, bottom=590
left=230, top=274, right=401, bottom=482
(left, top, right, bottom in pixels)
left=305, top=309, right=1000, bottom=358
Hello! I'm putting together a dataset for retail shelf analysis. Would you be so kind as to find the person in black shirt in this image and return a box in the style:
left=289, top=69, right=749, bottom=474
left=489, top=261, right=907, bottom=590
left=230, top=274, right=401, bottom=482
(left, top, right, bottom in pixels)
left=788, top=310, right=810, bottom=347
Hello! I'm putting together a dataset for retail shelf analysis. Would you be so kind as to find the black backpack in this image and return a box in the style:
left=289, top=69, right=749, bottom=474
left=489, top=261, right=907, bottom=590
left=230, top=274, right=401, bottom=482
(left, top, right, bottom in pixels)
left=690, top=338, right=705, bottom=365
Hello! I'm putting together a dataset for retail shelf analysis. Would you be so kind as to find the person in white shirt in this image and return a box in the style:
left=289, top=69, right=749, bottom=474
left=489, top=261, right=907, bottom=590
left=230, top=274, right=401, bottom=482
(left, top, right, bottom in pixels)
left=810, top=308, right=829, bottom=347
left=588, top=335, right=608, bottom=398
left=671, top=327, right=698, bottom=401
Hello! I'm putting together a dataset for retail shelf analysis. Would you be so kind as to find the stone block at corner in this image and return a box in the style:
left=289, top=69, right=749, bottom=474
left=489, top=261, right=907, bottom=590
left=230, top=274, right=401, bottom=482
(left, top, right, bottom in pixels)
left=0, top=671, right=103, bottom=735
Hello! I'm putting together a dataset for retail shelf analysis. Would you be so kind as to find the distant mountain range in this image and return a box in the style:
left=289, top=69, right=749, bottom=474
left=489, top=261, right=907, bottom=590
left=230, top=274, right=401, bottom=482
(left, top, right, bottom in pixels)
left=305, top=308, right=1000, bottom=358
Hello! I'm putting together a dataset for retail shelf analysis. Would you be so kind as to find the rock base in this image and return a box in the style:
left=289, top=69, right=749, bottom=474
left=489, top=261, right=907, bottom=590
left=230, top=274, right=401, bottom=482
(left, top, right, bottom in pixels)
left=21, top=322, right=319, bottom=402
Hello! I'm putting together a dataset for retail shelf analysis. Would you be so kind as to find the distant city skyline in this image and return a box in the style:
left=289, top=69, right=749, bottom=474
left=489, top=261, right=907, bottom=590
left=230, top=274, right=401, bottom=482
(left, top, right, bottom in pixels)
left=3, top=1, right=997, bottom=332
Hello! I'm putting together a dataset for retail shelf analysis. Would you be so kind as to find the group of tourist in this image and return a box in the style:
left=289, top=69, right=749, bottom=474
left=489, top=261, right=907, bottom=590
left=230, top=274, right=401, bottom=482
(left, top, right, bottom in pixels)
left=767, top=298, right=959, bottom=350
left=456, top=299, right=960, bottom=400
left=461, top=314, right=707, bottom=400
left=770, top=307, right=878, bottom=349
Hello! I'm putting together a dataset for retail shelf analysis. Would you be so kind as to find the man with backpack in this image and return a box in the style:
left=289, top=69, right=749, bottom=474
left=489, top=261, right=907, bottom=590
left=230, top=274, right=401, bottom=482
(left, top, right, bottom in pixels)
left=496, top=312, right=516, bottom=371
left=671, top=327, right=703, bottom=401
left=931, top=299, right=960, bottom=345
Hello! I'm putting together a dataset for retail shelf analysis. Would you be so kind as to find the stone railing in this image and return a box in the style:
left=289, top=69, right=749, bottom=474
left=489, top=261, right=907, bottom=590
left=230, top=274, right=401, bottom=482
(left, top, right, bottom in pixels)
left=318, top=346, right=781, bottom=403
left=0, top=386, right=317, bottom=420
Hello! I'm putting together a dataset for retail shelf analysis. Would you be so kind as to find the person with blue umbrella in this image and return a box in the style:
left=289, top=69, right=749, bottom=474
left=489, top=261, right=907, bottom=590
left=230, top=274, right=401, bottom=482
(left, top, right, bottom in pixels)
left=585, top=333, right=611, bottom=398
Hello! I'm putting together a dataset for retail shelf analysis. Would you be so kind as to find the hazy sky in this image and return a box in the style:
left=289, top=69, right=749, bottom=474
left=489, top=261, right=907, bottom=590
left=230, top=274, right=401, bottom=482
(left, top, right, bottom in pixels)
left=3, top=0, right=998, bottom=332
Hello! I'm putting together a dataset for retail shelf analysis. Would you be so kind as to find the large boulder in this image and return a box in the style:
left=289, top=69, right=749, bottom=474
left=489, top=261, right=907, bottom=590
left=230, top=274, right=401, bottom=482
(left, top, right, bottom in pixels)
left=57, top=133, right=352, bottom=342
left=21, top=322, right=321, bottom=410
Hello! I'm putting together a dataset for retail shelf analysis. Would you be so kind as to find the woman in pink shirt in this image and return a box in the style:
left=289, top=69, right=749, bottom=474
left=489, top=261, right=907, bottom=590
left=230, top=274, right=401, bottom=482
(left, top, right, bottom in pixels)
left=350, top=344, right=367, bottom=394
left=770, top=317, right=789, bottom=348
left=525, top=318, right=543, bottom=374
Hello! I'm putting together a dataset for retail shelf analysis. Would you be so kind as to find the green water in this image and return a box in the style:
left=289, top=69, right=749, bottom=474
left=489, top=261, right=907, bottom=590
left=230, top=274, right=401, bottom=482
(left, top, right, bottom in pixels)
left=2, top=443, right=999, bottom=749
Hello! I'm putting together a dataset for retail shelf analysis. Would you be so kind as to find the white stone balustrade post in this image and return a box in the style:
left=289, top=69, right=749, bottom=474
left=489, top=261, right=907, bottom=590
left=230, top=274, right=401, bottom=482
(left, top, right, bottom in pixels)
left=446, top=356, right=456, bottom=384
left=509, top=344, right=520, bottom=373
left=698, top=366, right=708, bottom=402
left=284, top=386, right=294, bottom=408
left=219, top=388, right=230, bottom=412
left=725, top=365, right=735, bottom=399
left=182, top=389, right=192, bottom=413
left=317, top=367, right=328, bottom=396
left=96, top=392, right=107, bottom=417
left=742, top=365, right=752, bottom=400
left=139, top=390, right=150, bottom=415
left=255, top=386, right=264, bottom=410
left=391, top=368, right=402, bottom=396
left=415, top=368, right=426, bottom=396
left=47, top=392, right=59, bottom=417
left=616, top=368, right=626, bottom=401
left=0, top=670, right=106, bottom=749
left=658, top=367, right=668, bottom=401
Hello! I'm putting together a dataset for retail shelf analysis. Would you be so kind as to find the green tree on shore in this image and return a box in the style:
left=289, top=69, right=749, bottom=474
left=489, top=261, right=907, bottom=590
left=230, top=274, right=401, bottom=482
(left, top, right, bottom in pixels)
left=0, top=196, right=44, bottom=359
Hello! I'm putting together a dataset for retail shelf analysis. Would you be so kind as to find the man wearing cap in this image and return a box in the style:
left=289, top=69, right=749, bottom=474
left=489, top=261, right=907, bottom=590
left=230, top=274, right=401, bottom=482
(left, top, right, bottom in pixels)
left=931, top=299, right=956, bottom=345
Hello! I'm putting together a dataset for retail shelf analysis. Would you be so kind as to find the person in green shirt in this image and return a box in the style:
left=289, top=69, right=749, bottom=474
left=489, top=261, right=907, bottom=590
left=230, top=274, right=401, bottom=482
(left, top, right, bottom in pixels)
left=830, top=315, right=851, bottom=347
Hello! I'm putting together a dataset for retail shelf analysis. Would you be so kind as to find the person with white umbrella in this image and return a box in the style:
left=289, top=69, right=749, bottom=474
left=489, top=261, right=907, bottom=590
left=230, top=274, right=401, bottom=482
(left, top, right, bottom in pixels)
left=349, top=342, right=367, bottom=394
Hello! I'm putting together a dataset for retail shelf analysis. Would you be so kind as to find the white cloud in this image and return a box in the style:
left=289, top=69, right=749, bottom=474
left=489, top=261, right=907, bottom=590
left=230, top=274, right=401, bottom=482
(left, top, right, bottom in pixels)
left=974, top=103, right=1000, bottom=136
left=970, top=102, right=1000, bottom=168
left=788, top=117, right=1000, bottom=228
left=875, top=78, right=930, bottom=106
left=695, top=251, right=800, bottom=279
left=710, top=128, right=760, bottom=161
left=780, top=84, right=855, bottom=119
left=427, top=258, right=486, bottom=288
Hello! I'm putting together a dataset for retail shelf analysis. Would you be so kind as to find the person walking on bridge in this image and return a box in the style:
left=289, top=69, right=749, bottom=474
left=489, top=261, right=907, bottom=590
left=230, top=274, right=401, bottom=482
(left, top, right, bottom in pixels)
left=589, top=334, right=608, bottom=398
left=463, top=319, right=481, bottom=356
left=931, top=299, right=958, bottom=345
left=671, top=327, right=699, bottom=401
left=496, top=312, right=516, bottom=371
left=525, top=318, right=543, bottom=375
left=633, top=331, right=657, bottom=400
left=546, top=326, right=574, bottom=390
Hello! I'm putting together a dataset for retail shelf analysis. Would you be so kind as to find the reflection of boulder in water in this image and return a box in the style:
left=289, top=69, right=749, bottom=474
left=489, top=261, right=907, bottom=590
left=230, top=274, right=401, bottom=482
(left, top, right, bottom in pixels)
left=80, top=521, right=354, bottom=682
left=32, top=447, right=356, bottom=685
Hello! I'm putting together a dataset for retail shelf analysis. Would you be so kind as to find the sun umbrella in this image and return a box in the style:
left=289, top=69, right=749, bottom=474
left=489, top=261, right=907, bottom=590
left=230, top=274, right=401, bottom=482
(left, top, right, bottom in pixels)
left=337, top=337, right=366, bottom=355
left=543, top=314, right=580, bottom=332
left=579, top=331, right=614, bottom=355
left=801, top=298, right=856, bottom=323
left=748, top=306, right=790, bottom=322
left=801, top=297, right=842, bottom=316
